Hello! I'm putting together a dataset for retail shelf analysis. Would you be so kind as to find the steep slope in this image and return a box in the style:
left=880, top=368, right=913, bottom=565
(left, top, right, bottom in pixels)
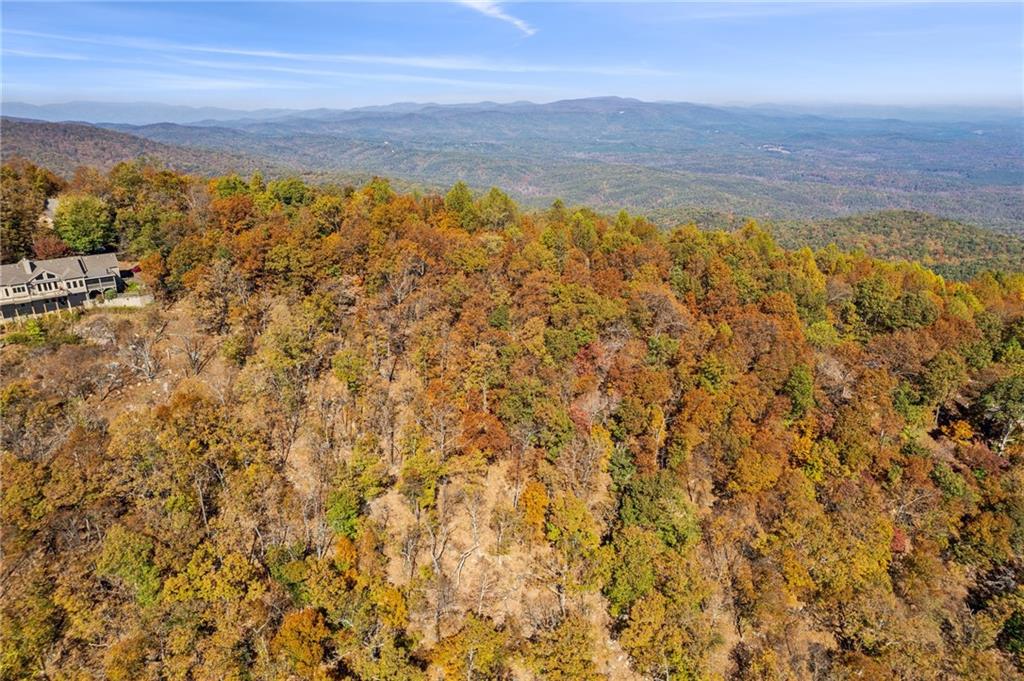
left=1, top=164, right=1021, bottom=680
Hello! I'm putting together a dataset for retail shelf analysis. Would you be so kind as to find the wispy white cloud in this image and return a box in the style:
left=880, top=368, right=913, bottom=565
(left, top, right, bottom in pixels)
left=650, top=2, right=887, bottom=23
left=139, top=73, right=310, bottom=91
left=7, top=70, right=312, bottom=93
left=861, top=25, right=994, bottom=39
left=2, top=48, right=89, bottom=61
left=455, top=1, right=536, bottom=37
left=4, top=28, right=674, bottom=77
left=178, top=49, right=672, bottom=76
left=168, top=57, right=557, bottom=90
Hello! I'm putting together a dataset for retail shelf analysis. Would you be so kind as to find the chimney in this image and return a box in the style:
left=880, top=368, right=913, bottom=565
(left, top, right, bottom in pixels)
left=21, top=259, right=34, bottom=274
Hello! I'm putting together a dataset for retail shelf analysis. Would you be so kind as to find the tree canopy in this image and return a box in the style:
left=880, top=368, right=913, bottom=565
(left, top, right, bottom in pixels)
left=1, top=160, right=1023, bottom=680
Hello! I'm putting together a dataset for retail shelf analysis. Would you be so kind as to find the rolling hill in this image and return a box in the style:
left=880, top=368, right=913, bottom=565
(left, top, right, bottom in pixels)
left=0, top=117, right=281, bottom=177
left=94, top=97, right=1023, bottom=232
left=771, top=210, right=1024, bottom=279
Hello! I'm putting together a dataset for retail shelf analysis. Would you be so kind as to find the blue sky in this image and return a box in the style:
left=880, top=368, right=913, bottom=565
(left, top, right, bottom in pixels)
left=2, top=2, right=1021, bottom=109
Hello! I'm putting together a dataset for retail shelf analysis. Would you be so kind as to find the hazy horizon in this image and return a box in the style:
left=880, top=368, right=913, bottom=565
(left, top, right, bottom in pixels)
left=3, top=97, right=1021, bottom=129
left=3, top=1, right=1022, bottom=110
left=4, top=95, right=1023, bottom=112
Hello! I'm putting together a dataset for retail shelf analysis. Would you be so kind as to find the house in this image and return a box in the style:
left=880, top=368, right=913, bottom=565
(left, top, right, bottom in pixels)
left=0, top=253, right=123, bottom=320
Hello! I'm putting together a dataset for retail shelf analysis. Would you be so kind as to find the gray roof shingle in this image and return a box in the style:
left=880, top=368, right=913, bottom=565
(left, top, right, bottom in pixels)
left=0, top=253, right=120, bottom=286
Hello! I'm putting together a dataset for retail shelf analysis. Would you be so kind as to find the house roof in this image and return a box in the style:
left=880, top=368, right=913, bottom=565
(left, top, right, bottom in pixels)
left=0, top=253, right=120, bottom=286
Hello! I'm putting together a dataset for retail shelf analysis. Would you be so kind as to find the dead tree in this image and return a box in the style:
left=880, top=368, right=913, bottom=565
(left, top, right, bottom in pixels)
left=121, top=318, right=168, bottom=380
left=176, top=333, right=219, bottom=377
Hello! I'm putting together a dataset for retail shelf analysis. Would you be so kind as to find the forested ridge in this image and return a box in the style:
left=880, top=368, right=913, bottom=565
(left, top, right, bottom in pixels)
left=0, top=118, right=277, bottom=180
left=657, top=209, right=1024, bottom=282
left=2, top=159, right=1024, bottom=680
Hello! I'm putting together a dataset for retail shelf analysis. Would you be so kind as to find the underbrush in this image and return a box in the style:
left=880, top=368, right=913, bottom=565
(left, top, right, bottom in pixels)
left=1, top=313, right=82, bottom=348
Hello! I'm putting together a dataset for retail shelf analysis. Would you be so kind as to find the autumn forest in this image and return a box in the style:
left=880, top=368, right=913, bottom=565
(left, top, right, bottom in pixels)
left=1, top=158, right=1023, bottom=680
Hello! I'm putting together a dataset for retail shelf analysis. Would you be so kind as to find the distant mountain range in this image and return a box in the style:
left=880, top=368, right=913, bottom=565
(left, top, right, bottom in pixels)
left=2, top=97, right=1022, bottom=235
left=0, top=101, right=299, bottom=125
left=5, top=98, right=1021, bottom=126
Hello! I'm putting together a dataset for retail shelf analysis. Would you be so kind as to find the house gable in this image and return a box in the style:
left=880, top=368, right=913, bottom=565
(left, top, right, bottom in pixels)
left=27, top=269, right=60, bottom=284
